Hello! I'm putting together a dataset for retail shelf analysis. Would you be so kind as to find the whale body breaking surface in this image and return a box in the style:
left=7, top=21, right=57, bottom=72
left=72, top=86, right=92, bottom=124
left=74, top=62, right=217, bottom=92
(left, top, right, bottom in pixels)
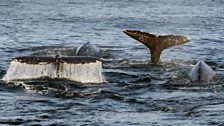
left=188, top=60, right=216, bottom=83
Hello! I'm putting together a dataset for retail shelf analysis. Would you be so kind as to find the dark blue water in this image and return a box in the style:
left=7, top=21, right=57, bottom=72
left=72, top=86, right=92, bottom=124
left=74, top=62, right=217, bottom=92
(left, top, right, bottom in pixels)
left=1, top=0, right=224, bottom=125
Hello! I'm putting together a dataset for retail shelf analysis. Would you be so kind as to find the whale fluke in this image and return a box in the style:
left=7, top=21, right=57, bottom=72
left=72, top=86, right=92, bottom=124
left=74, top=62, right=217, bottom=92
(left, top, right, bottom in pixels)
left=188, top=60, right=216, bottom=82
left=123, top=30, right=190, bottom=65
left=3, top=56, right=105, bottom=83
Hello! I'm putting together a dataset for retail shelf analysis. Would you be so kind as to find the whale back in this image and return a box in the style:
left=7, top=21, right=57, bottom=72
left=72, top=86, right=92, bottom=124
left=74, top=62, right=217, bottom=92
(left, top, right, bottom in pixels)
left=76, top=42, right=100, bottom=57
left=188, top=60, right=216, bottom=82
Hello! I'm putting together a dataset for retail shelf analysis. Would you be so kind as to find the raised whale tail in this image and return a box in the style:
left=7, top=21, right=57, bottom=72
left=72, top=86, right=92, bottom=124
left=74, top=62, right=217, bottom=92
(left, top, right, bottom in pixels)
left=123, top=30, right=190, bottom=65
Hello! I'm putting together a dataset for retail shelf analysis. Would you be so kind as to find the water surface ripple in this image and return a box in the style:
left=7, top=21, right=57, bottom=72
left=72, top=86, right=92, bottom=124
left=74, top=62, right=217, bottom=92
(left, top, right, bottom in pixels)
left=1, top=0, right=224, bottom=125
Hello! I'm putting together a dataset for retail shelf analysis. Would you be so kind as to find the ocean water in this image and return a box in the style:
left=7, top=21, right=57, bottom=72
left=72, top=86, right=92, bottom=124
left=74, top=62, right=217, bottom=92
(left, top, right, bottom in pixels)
left=1, top=0, right=224, bottom=125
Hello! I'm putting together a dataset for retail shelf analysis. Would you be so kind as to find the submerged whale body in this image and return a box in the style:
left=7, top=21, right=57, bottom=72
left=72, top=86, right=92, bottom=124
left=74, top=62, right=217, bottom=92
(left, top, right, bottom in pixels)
left=123, top=30, right=190, bottom=65
left=3, top=56, right=105, bottom=83
left=76, top=42, right=100, bottom=57
left=188, top=60, right=216, bottom=82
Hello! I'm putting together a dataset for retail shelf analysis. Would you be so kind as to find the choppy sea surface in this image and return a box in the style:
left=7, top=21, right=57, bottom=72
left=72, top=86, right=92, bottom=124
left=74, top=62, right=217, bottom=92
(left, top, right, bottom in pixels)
left=1, top=0, right=224, bottom=125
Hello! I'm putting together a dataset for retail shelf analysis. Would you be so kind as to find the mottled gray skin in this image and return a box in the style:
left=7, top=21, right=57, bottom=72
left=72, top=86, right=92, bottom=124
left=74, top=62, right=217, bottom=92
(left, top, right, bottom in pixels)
left=188, top=60, right=216, bottom=82
left=76, top=42, right=100, bottom=57
left=123, top=30, right=190, bottom=65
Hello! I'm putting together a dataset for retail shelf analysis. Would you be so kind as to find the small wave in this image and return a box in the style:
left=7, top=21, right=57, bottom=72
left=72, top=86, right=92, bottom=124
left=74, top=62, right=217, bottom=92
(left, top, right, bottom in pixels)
left=0, top=118, right=27, bottom=125
left=32, top=46, right=77, bottom=56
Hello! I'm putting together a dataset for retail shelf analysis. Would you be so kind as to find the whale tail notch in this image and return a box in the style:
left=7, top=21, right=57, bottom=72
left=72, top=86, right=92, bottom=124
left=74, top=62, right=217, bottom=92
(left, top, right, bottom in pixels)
left=123, top=30, right=190, bottom=65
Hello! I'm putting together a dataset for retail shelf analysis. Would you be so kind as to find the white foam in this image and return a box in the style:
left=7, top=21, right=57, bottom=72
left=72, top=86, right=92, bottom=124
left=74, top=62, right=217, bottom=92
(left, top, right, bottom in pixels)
left=3, top=60, right=105, bottom=83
